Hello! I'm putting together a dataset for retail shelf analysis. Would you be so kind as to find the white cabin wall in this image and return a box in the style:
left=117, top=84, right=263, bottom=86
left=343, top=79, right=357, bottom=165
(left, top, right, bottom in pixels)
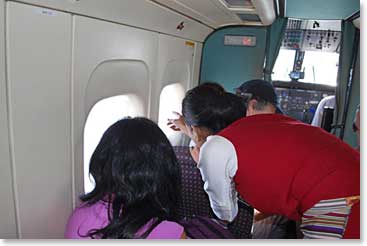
left=6, top=2, right=72, bottom=238
left=0, top=0, right=18, bottom=238
left=72, top=15, right=158, bottom=202
left=192, top=42, right=203, bottom=89
left=152, top=34, right=197, bottom=145
left=1, top=0, right=206, bottom=238
left=12, top=0, right=213, bottom=42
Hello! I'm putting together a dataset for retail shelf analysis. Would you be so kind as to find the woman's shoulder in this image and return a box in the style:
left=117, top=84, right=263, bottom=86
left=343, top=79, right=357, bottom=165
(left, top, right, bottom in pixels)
left=72, top=200, right=109, bottom=217
left=201, top=135, right=236, bottom=156
left=146, top=220, right=184, bottom=239
left=64, top=200, right=109, bottom=239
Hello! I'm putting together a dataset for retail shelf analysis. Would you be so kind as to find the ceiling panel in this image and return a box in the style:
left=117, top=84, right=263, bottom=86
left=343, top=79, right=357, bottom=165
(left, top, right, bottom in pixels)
left=152, top=0, right=275, bottom=28
left=152, top=0, right=239, bottom=28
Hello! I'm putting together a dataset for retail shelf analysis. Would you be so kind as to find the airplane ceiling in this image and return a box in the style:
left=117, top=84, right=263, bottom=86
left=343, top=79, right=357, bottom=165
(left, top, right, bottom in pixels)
left=151, top=0, right=276, bottom=28
left=151, top=0, right=360, bottom=30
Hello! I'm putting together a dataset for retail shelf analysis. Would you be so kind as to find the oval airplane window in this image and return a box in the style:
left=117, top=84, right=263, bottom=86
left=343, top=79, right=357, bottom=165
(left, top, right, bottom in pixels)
left=83, top=94, right=144, bottom=194
left=158, top=83, right=186, bottom=146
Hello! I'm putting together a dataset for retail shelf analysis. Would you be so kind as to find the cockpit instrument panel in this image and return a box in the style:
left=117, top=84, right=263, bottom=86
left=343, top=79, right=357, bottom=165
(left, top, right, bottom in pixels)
left=273, top=81, right=335, bottom=124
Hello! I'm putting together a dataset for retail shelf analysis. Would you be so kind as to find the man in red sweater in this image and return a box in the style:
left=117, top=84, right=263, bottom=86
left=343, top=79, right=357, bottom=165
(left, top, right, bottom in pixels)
left=184, top=80, right=360, bottom=239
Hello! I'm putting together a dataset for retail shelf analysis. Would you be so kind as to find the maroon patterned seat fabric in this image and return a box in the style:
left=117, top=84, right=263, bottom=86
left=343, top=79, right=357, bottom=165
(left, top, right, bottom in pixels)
left=173, top=146, right=254, bottom=239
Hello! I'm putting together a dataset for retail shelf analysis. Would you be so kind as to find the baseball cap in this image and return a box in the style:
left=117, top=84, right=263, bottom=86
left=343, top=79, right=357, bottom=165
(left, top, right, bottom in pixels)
left=235, top=79, right=283, bottom=114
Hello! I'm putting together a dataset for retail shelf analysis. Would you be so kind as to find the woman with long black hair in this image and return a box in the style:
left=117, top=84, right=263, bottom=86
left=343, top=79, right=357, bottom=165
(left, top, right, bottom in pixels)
left=65, top=117, right=184, bottom=239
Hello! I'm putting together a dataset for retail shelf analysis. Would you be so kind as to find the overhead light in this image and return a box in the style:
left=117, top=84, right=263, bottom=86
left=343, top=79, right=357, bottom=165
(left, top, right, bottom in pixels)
left=236, top=13, right=261, bottom=22
left=220, top=0, right=254, bottom=9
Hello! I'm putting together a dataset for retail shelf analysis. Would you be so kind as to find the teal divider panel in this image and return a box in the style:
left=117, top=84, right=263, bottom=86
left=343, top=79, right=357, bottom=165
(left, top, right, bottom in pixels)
left=343, top=48, right=360, bottom=149
left=334, top=21, right=356, bottom=139
left=200, top=26, right=267, bottom=93
left=286, top=0, right=359, bottom=20
left=264, top=18, right=288, bottom=81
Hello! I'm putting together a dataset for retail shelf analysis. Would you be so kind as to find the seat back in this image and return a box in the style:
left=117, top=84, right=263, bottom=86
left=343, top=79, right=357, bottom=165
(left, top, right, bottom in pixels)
left=174, top=146, right=253, bottom=239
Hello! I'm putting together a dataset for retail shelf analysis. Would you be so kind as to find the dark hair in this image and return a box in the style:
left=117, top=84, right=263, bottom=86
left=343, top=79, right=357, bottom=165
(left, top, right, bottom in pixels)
left=182, top=84, right=246, bottom=134
left=199, top=82, right=225, bottom=93
left=235, top=79, right=280, bottom=112
left=80, top=117, right=181, bottom=239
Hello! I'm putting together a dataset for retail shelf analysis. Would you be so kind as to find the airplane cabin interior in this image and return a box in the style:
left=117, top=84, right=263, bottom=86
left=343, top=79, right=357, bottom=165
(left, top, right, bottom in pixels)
left=0, top=0, right=361, bottom=239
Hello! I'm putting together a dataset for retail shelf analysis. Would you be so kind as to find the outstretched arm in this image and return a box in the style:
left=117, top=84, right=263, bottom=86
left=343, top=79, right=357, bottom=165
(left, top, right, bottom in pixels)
left=167, top=112, right=190, bottom=136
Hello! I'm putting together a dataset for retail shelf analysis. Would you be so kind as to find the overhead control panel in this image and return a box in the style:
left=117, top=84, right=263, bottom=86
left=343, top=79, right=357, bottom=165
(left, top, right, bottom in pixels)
left=302, top=29, right=341, bottom=52
left=281, top=19, right=341, bottom=53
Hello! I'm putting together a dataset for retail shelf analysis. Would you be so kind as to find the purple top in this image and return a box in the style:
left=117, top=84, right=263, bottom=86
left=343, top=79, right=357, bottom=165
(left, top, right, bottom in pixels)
left=65, top=201, right=184, bottom=239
